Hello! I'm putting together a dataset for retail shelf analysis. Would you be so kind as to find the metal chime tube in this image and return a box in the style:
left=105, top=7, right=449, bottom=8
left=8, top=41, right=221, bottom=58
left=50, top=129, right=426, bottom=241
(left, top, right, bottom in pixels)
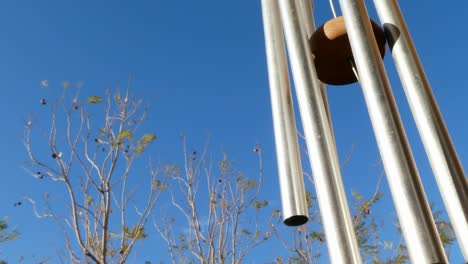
left=373, top=0, right=468, bottom=259
left=297, top=0, right=314, bottom=37
left=337, top=0, right=448, bottom=262
left=261, top=0, right=309, bottom=225
left=296, top=0, right=335, bottom=141
left=278, top=0, right=362, bottom=262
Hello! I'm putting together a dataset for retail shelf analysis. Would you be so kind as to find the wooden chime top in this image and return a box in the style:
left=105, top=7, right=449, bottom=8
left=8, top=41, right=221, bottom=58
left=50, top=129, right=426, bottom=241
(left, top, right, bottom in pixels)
left=309, top=16, right=386, bottom=85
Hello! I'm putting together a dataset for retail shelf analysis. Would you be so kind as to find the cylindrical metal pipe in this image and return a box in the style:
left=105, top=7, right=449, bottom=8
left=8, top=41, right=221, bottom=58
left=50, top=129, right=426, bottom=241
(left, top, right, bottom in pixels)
left=337, top=0, right=448, bottom=262
left=261, top=0, right=309, bottom=226
left=373, top=0, right=468, bottom=259
left=297, top=0, right=314, bottom=38
left=296, top=0, right=336, bottom=142
left=278, top=0, right=362, bottom=262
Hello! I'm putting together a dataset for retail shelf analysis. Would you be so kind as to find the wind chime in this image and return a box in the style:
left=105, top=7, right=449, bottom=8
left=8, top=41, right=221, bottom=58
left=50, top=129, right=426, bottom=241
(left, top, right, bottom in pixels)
left=261, top=0, right=468, bottom=263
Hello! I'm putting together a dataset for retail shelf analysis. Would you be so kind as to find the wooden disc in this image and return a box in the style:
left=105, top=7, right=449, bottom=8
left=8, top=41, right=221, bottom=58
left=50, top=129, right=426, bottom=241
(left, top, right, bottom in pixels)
left=309, top=16, right=386, bottom=85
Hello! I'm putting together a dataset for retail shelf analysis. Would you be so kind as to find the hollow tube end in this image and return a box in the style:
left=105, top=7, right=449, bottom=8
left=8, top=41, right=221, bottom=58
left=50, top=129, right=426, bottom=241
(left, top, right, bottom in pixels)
left=283, top=215, right=309, bottom=226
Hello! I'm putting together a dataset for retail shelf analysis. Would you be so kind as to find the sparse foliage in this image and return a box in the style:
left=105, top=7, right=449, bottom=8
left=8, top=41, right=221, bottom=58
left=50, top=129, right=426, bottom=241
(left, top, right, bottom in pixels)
left=21, top=82, right=457, bottom=264
left=0, top=217, right=19, bottom=243
left=23, top=84, right=165, bottom=263
left=370, top=203, right=456, bottom=264
left=154, top=139, right=271, bottom=264
left=0, top=217, right=20, bottom=264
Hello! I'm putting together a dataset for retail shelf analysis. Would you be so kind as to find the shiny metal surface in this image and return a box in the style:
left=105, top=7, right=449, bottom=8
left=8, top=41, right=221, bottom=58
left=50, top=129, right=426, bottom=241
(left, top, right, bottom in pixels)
left=278, top=0, right=361, bottom=262
left=337, top=0, right=448, bottom=262
left=261, top=0, right=309, bottom=226
left=297, top=0, right=313, bottom=38
left=373, top=0, right=468, bottom=259
left=296, top=0, right=334, bottom=142
left=296, top=0, right=336, bottom=141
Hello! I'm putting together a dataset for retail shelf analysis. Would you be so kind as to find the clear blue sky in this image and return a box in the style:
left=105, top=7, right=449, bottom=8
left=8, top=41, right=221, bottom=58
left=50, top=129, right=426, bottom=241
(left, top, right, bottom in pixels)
left=0, top=0, right=467, bottom=262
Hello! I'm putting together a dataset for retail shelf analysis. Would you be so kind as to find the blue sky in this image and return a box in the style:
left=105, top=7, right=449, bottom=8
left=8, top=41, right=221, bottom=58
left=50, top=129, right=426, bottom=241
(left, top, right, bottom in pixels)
left=0, top=0, right=467, bottom=262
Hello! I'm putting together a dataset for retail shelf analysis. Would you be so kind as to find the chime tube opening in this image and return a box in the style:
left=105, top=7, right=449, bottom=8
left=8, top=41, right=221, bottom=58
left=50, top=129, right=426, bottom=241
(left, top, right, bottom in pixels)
left=261, top=0, right=309, bottom=226
left=277, top=0, right=362, bottom=262
left=284, top=215, right=309, bottom=227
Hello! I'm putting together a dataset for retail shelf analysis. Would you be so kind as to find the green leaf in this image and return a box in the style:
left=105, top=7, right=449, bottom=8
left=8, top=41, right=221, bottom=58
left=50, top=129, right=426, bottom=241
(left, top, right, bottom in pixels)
left=151, top=180, right=161, bottom=189
left=236, top=176, right=243, bottom=186
left=246, top=180, right=256, bottom=190
left=305, top=190, right=315, bottom=209
left=123, top=225, right=147, bottom=240
left=253, top=231, right=260, bottom=239
left=253, top=200, right=268, bottom=211
left=179, top=234, right=186, bottom=242
left=0, top=217, right=19, bottom=243
left=86, top=196, right=94, bottom=206
left=107, top=248, right=116, bottom=257
left=117, top=130, right=133, bottom=142
left=158, top=183, right=169, bottom=191
left=140, top=133, right=156, bottom=144
left=87, top=96, right=103, bottom=104
left=352, top=191, right=363, bottom=201
left=241, top=229, right=251, bottom=235
left=135, top=133, right=157, bottom=154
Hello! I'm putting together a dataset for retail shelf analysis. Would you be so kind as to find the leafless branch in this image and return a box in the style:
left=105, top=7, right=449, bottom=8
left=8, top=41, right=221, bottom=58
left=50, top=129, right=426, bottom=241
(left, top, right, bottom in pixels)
left=24, top=85, right=161, bottom=264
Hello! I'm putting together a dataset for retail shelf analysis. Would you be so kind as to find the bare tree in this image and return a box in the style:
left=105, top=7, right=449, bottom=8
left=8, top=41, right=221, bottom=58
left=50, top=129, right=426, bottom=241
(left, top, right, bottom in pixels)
left=23, top=83, right=166, bottom=263
left=21, top=82, right=455, bottom=263
left=154, top=140, right=271, bottom=264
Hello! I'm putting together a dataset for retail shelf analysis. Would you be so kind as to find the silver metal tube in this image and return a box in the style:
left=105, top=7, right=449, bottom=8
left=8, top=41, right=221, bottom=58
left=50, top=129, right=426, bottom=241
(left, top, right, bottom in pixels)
left=337, top=0, right=448, bottom=262
left=278, top=0, right=362, bottom=262
left=261, top=0, right=309, bottom=226
left=372, top=0, right=468, bottom=259
left=297, top=0, right=313, bottom=38
left=296, top=0, right=336, bottom=142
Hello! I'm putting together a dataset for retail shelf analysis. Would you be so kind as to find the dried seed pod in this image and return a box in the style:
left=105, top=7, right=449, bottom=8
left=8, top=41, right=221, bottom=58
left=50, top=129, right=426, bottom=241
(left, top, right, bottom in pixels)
left=364, top=208, right=371, bottom=215
left=253, top=144, right=260, bottom=153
